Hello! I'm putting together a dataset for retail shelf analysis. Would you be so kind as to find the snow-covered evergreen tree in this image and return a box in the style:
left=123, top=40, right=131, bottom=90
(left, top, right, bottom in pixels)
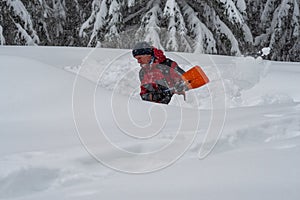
left=79, top=0, right=108, bottom=46
left=186, top=0, right=242, bottom=55
left=104, top=0, right=123, bottom=48
left=136, top=0, right=163, bottom=49
left=215, top=0, right=253, bottom=47
left=260, top=0, right=279, bottom=29
left=181, top=2, right=217, bottom=54
left=4, top=0, right=40, bottom=45
left=0, top=25, right=5, bottom=45
left=63, top=0, right=83, bottom=46
left=127, top=0, right=135, bottom=7
left=163, top=0, right=192, bottom=52
left=52, top=0, right=66, bottom=37
left=272, top=0, right=300, bottom=61
left=254, top=0, right=300, bottom=61
left=0, top=0, right=299, bottom=61
left=233, top=0, right=247, bottom=15
left=79, top=0, right=124, bottom=47
left=23, top=0, right=51, bottom=45
left=202, top=2, right=241, bottom=55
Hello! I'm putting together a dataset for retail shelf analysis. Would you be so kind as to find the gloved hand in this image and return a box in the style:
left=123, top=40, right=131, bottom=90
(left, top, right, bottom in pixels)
left=174, top=81, right=188, bottom=92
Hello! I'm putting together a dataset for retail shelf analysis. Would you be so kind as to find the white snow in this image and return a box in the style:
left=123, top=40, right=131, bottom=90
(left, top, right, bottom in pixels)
left=4, top=0, right=40, bottom=45
left=261, top=0, right=277, bottom=25
left=0, top=46, right=300, bottom=199
left=219, top=0, right=253, bottom=43
left=0, top=25, right=5, bottom=45
left=15, top=23, right=38, bottom=46
left=219, top=0, right=244, bottom=24
left=268, top=0, right=295, bottom=50
left=182, top=4, right=217, bottom=54
left=292, top=0, right=300, bottom=37
left=164, top=0, right=179, bottom=51
left=235, top=0, right=246, bottom=13
left=80, top=0, right=109, bottom=46
left=127, top=0, right=135, bottom=7
left=137, top=0, right=163, bottom=49
left=262, top=47, right=271, bottom=56
left=163, top=0, right=192, bottom=52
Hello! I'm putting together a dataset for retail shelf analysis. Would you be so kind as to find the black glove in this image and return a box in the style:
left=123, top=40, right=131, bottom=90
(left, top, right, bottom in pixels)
left=140, top=84, right=173, bottom=104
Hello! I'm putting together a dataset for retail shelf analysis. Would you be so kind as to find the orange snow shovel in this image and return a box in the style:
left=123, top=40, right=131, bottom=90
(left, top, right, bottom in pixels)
left=182, top=66, right=209, bottom=89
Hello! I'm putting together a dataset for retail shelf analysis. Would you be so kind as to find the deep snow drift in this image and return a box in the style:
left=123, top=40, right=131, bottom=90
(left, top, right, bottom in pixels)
left=0, top=46, right=300, bottom=200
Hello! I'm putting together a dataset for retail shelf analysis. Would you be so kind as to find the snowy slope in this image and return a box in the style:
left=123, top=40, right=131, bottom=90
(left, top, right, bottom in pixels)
left=0, top=46, right=300, bottom=199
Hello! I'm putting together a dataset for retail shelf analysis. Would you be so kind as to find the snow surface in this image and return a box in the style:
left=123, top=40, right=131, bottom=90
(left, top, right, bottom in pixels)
left=0, top=46, right=300, bottom=199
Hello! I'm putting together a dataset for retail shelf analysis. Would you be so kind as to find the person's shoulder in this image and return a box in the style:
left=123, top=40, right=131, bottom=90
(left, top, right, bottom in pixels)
left=160, top=58, right=179, bottom=69
left=160, top=58, right=174, bottom=65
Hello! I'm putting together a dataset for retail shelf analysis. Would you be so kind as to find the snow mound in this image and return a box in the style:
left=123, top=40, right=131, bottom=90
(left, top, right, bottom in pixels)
left=1, top=46, right=300, bottom=200
left=64, top=48, right=274, bottom=108
left=0, top=167, right=59, bottom=199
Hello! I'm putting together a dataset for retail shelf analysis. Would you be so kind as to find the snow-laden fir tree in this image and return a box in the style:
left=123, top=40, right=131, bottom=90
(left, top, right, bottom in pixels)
left=232, top=0, right=247, bottom=15
left=104, top=0, right=124, bottom=48
left=127, top=0, right=135, bottom=8
left=135, top=0, right=163, bottom=49
left=183, top=0, right=254, bottom=55
left=27, top=0, right=52, bottom=44
left=163, top=0, right=192, bottom=52
left=3, top=0, right=40, bottom=45
left=0, top=3, right=6, bottom=45
left=254, top=0, right=300, bottom=61
left=270, top=0, right=300, bottom=61
left=181, top=1, right=217, bottom=54
left=63, top=0, right=84, bottom=46
left=80, top=0, right=108, bottom=46
left=199, top=1, right=242, bottom=55
left=80, top=0, right=124, bottom=47
left=52, top=0, right=66, bottom=37
left=218, top=0, right=253, bottom=44
left=0, top=0, right=299, bottom=61
left=0, top=24, right=5, bottom=45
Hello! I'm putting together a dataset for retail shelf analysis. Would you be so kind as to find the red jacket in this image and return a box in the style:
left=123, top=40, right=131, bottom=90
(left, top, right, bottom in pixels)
left=139, top=48, right=185, bottom=104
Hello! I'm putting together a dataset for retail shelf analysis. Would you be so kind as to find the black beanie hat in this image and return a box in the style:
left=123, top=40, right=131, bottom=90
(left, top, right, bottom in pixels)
left=132, top=42, right=153, bottom=57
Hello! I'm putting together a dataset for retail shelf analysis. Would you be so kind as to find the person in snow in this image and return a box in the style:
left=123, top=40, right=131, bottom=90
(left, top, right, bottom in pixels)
left=132, top=41, right=188, bottom=104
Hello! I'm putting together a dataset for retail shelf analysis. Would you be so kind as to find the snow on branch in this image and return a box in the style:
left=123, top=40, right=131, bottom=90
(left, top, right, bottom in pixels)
left=163, top=0, right=192, bottom=52
left=215, top=15, right=241, bottom=55
left=200, top=2, right=241, bottom=55
left=218, top=0, right=253, bottom=43
left=182, top=3, right=216, bottom=54
left=292, top=0, right=300, bottom=37
left=261, top=0, right=277, bottom=26
left=127, top=0, right=135, bottom=7
left=5, top=0, right=32, bottom=27
left=233, top=0, right=246, bottom=14
left=52, top=0, right=66, bottom=37
left=37, top=0, right=54, bottom=18
left=164, top=0, right=178, bottom=50
left=219, top=0, right=244, bottom=24
left=104, top=0, right=123, bottom=45
left=0, top=25, right=5, bottom=45
left=80, top=0, right=108, bottom=46
left=137, top=0, right=163, bottom=49
left=269, top=0, right=294, bottom=48
left=15, top=22, right=37, bottom=45
left=5, top=0, right=40, bottom=45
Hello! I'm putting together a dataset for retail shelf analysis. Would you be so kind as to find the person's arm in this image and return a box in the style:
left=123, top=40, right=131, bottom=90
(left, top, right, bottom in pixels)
left=140, top=83, right=173, bottom=104
left=140, top=83, right=153, bottom=101
left=173, top=64, right=185, bottom=75
left=169, top=67, right=189, bottom=93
